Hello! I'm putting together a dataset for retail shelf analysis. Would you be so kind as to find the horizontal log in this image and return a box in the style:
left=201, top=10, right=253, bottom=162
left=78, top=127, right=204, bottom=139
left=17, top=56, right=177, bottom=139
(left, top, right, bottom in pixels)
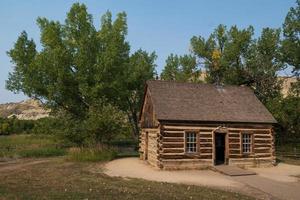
left=199, top=136, right=212, bottom=139
left=229, top=133, right=240, bottom=136
left=229, top=128, right=271, bottom=131
left=229, top=138, right=240, bottom=143
left=162, top=138, right=184, bottom=143
left=199, top=132, right=212, bottom=135
left=199, top=152, right=212, bottom=155
left=200, top=149, right=212, bottom=153
left=199, top=142, right=212, bottom=144
left=163, top=132, right=184, bottom=137
left=229, top=150, right=241, bottom=154
left=229, top=144, right=240, bottom=149
left=255, top=137, right=272, bottom=141
left=255, top=149, right=271, bottom=154
left=254, top=144, right=272, bottom=148
left=163, top=148, right=185, bottom=153
left=162, top=142, right=183, bottom=145
left=164, top=130, right=184, bottom=134
left=200, top=147, right=212, bottom=150
left=254, top=140, right=272, bottom=144
left=255, top=147, right=270, bottom=150
left=199, top=144, right=212, bottom=148
left=162, top=143, right=184, bottom=148
left=229, top=157, right=273, bottom=161
left=199, top=139, right=212, bottom=142
left=254, top=133, right=272, bottom=136
left=163, top=125, right=214, bottom=130
left=254, top=153, right=272, bottom=157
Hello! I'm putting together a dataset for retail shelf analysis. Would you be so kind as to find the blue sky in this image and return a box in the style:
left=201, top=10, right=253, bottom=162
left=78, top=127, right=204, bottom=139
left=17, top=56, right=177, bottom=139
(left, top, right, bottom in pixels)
left=0, top=0, right=296, bottom=103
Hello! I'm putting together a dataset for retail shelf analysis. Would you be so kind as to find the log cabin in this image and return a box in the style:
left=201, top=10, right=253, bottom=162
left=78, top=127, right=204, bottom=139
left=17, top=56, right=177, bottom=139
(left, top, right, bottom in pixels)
left=139, top=80, right=277, bottom=170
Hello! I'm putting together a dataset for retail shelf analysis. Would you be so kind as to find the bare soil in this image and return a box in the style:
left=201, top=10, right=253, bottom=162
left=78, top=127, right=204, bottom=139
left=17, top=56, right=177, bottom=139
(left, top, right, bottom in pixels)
left=104, top=158, right=300, bottom=200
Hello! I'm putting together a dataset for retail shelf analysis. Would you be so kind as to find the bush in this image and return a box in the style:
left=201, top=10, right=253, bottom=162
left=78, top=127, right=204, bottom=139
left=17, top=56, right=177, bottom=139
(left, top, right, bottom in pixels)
left=67, top=147, right=117, bottom=162
left=19, top=147, right=66, bottom=158
left=0, top=117, right=35, bottom=135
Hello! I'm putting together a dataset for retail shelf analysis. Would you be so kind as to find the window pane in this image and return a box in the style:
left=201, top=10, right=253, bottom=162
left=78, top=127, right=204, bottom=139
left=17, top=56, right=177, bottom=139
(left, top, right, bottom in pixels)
left=242, top=134, right=251, bottom=153
left=186, top=132, right=197, bottom=153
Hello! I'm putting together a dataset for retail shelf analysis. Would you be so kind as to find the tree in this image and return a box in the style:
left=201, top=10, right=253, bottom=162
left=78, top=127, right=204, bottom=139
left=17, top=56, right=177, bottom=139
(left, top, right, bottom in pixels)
left=189, top=25, right=283, bottom=103
left=245, top=28, right=283, bottom=103
left=282, top=0, right=300, bottom=76
left=160, top=54, right=199, bottom=82
left=190, top=25, right=254, bottom=85
left=6, top=3, right=156, bottom=142
left=124, top=50, right=157, bottom=137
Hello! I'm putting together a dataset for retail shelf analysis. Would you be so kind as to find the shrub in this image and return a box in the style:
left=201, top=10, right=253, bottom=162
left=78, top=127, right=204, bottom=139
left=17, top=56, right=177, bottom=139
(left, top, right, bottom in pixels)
left=67, top=147, right=117, bottom=162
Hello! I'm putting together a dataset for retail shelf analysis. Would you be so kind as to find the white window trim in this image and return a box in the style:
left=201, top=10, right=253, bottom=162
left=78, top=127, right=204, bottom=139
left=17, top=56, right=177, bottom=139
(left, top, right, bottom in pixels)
left=185, top=131, right=197, bottom=153
left=242, top=133, right=252, bottom=154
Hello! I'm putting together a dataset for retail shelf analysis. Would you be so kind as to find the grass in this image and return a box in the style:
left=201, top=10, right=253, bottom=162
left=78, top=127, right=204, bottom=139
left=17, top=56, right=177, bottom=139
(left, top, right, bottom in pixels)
left=0, top=134, right=138, bottom=162
left=19, top=147, right=66, bottom=158
left=0, top=134, right=65, bottom=160
left=67, top=147, right=117, bottom=162
left=0, top=158, right=253, bottom=200
left=276, top=156, right=300, bottom=166
left=276, top=143, right=300, bottom=166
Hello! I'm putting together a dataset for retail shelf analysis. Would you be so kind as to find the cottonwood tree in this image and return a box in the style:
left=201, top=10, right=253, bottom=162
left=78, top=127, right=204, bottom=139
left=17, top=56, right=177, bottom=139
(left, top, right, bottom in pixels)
left=166, top=25, right=283, bottom=104
left=282, top=0, right=300, bottom=76
left=6, top=3, right=156, bottom=142
left=282, top=0, right=300, bottom=96
left=160, top=54, right=199, bottom=82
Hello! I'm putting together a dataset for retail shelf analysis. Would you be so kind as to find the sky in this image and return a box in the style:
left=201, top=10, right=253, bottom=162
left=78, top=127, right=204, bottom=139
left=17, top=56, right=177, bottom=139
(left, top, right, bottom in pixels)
left=0, top=0, right=296, bottom=103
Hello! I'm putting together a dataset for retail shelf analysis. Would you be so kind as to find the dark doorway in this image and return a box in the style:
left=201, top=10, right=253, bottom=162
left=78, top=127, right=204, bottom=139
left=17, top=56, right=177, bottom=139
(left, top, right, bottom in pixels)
left=215, top=134, right=225, bottom=165
left=145, top=132, right=148, bottom=160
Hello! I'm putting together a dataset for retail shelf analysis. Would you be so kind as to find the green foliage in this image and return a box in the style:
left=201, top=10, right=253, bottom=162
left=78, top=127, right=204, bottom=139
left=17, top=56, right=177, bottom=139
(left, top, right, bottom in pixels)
left=282, top=0, right=300, bottom=75
left=67, top=147, right=117, bottom=162
left=0, top=117, right=35, bottom=135
left=162, top=25, right=283, bottom=104
left=161, top=54, right=200, bottom=82
left=190, top=25, right=255, bottom=85
left=86, top=101, right=127, bottom=144
left=6, top=3, right=156, bottom=143
left=268, top=95, right=300, bottom=140
left=122, top=49, right=157, bottom=136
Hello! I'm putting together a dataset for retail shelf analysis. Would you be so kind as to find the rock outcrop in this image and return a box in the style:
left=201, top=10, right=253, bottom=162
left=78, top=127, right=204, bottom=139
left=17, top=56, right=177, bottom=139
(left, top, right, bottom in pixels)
left=0, top=99, right=50, bottom=120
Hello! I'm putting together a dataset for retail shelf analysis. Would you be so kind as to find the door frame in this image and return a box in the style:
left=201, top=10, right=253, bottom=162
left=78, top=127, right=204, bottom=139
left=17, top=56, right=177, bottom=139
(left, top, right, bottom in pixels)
left=144, top=132, right=149, bottom=160
left=212, top=129, right=229, bottom=165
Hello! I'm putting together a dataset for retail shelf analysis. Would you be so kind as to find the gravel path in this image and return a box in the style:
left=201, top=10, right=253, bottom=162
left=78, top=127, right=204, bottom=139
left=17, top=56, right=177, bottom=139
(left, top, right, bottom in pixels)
left=104, top=158, right=300, bottom=200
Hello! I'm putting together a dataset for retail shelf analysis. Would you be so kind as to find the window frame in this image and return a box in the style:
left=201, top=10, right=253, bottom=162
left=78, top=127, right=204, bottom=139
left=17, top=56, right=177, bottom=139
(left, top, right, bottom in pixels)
left=184, top=131, right=198, bottom=154
left=241, top=132, right=253, bottom=154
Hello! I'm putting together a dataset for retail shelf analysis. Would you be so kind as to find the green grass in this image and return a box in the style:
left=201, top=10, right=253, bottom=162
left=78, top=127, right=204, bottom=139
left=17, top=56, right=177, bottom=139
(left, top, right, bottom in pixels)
left=0, top=134, right=64, bottom=159
left=0, top=159, right=253, bottom=200
left=67, top=147, right=117, bottom=162
left=19, top=147, right=66, bottom=158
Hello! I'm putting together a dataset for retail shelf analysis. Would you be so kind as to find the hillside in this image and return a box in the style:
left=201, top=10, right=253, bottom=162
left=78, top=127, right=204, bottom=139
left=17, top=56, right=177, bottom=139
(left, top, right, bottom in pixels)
left=0, top=99, right=50, bottom=120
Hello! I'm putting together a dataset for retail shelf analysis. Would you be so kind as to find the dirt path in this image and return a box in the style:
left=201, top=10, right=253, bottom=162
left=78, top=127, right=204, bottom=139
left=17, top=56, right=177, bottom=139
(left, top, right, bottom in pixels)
left=104, top=158, right=274, bottom=199
left=0, top=158, right=54, bottom=173
left=234, top=175, right=300, bottom=200
left=104, top=158, right=300, bottom=200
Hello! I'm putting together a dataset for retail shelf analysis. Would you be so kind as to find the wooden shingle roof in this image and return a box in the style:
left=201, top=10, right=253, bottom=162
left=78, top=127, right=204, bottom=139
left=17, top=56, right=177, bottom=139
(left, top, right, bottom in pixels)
left=146, top=80, right=277, bottom=124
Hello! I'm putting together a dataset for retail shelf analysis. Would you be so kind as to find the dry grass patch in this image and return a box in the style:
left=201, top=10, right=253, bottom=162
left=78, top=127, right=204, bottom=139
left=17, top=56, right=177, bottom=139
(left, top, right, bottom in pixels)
left=0, top=159, right=253, bottom=200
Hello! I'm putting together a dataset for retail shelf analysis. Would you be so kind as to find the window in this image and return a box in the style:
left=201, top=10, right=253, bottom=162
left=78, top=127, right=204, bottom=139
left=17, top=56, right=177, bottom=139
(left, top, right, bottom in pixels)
left=185, top=132, right=197, bottom=153
left=242, top=134, right=252, bottom=153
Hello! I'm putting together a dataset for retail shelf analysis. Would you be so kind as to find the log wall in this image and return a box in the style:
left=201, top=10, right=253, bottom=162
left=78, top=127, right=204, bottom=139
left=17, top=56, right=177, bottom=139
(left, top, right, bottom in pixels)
left=139, top=128, right=160, bottom=168
left=140, top=123, right=275, bottom=170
